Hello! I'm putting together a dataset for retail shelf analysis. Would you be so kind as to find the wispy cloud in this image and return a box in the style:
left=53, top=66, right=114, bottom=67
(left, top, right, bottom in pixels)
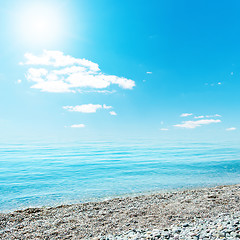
left=226, top=127, right=236, bottom=131
left=21, top=50, right=135, bottom=93
left=146, top=72, right=152, bottom=74
left=109, top=111, right=117, bottom=116
left=103, top=104, right=112, bottom=109
left=160, top=128, right=168, bottom=131
left=194, top=115, right=205, bottom=119
left=174, top=119, right=221, bottom=129
left=180, top=113, right=193, bottom=117
left=205, top=114, right=221, bottom=118
left=63, top=104, right=114, bottom=114
left=70, top=124, right=85, bottom=128
left=194, top=114, right=221, bottom=119
left=205, top=82, right=223, bottom=87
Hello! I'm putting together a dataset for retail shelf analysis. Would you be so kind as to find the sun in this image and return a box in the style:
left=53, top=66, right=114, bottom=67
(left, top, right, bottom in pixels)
left=15, top=2, right=64, bottom=46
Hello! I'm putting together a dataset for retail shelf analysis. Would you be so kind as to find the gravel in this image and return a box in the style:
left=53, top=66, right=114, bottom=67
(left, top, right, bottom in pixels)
left=0, top=184, right=240, bottom=239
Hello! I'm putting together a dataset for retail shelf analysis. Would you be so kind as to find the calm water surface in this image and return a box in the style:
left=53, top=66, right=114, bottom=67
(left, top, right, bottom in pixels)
left=0, top=140, right=240, bottom=212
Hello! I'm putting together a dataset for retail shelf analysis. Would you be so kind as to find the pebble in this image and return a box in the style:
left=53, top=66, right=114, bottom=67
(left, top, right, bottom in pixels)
left=1, top=184, right=240, bottom=239
left=97, top=212, right=240, bottom=239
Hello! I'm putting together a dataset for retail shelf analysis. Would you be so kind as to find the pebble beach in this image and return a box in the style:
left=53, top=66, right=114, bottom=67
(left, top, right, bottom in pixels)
left=1, top=184, right=240, bottom=239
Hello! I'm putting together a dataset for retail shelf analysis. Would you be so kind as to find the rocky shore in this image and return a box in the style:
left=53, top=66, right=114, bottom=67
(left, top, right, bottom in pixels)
left=0, top=184, right=240, bottom=239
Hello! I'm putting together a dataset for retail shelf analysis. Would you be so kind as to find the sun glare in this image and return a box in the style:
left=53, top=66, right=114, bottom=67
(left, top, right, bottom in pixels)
left=15, top=2, right=64, bottom=46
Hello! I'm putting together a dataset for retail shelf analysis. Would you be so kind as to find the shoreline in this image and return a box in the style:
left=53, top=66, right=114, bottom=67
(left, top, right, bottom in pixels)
left=1, top=182, right=234, bottom=214
left=1, top=184, right=240, bottom=239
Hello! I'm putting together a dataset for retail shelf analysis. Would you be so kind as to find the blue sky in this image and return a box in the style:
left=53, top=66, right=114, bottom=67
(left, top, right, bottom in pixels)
left=0, top=0, right=239, bottom=142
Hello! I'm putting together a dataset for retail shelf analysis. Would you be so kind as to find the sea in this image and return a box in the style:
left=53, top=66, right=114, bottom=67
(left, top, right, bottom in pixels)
left=1, top=140, right=240, bottom=212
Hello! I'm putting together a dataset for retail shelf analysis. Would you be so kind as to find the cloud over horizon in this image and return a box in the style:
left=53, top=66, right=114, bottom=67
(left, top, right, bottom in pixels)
left=174, top=119, right=221, bottom=129
left=70, top=124, right=85, bottom=128
left=21, top=50, right=135, bottom=93
left=226, top=127, right=236, bottom=131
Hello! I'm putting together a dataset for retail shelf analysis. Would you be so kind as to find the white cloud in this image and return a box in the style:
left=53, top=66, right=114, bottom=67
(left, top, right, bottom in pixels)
left=31, top=80, right=74, bottom=93
left=226, top=127, right=236, bottom=131
left=63, top=104, right=103, bottom=113
left=109, top=111, right=117, bottom=116
left=70, top=124, right=85, bottom=128
left=26, top=68, right=48, bottom=81
left=180, top=113, right=193, bottom=117
left=174, top=119, right=221, bottom=129
left=77, top=89, right=116, bottom=94
left=205, top=114, right=222, bottom=118
left=146, top=72, right=152, bottom=74
left=160, top=128, right=168, bottom=131
left=194, top=115, right=204, bottom=119
left=194, top=114, right=221, bottom=119
left=21, top=50, right=135, bottom=93
left=21, top=50, right=100, bottom=71
left=103, top=104, right=112, bottom=109
left=15, top=79, right=22, bottom=84
left=63, top=104, right=115, bottom=114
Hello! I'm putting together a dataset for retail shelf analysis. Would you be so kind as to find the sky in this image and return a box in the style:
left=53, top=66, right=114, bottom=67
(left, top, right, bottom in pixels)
left=0, top=0, right=239, bottom=142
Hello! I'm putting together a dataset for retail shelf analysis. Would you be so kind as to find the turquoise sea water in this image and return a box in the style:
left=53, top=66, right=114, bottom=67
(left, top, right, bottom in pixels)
left=0, top=140, right=240, bottom=212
